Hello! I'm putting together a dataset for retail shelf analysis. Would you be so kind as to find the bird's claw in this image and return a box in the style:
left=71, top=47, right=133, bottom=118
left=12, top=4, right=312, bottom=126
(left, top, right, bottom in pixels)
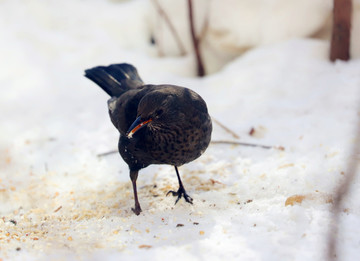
left=131, top=206, right=142, bottom=216
left=166, top=187, right=193, bottom=205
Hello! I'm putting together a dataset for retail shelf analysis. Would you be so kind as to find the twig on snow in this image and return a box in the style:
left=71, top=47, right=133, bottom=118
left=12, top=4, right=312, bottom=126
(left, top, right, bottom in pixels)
left=97, top=150, right=118, bottom=157
left=212, top=117, right=240, bottom=139
left=97, top=140, right=283, bottom=158
left=211, top=140, right=284, bottom=150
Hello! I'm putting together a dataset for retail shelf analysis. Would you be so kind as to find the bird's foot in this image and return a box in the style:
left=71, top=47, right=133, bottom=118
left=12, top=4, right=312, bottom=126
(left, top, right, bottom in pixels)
left=166, top=187, right=193, bottom=205
left=131, top=205, right=142, bottom=216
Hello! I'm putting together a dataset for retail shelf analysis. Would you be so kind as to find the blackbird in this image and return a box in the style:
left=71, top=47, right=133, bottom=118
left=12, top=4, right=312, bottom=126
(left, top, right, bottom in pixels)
left=85, top=63, right=212, bottom=215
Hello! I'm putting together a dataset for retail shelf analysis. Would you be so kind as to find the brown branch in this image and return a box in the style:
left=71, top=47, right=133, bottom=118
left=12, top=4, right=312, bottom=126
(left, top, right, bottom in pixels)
left=330, top=0, right=352, bottom=61
left=211, top=140, right=284, bottom=150
left=328, top=112, right=360, bottom=260
left=151, top=0, right=186, bottom=56
left=212, top=117, right=240, bottom=139
left=187, top=0, right=205, bottom=76
left=97, top=140, right=284, bottom=159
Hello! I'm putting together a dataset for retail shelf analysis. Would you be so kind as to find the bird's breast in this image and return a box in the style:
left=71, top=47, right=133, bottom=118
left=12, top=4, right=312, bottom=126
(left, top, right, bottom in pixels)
left=145, top=120, right=211, bottom=165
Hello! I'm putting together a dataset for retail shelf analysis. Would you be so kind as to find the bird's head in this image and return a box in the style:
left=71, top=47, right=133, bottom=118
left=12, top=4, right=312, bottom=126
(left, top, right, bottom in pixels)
left=126, top=90, right=181, bottom=138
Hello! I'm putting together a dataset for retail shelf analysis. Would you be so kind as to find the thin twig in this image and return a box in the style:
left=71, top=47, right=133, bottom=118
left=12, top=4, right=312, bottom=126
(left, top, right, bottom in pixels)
left=97, top=141, right=283, bottom=158
left=151, top=0, right=186, bottom=56
left=212, top=117, right=240, bottom=139
left=211, top=140, right=284, bottom=150
left=97, top=150, right=118, bottom=157
left=187, top=0, right=205, bottom=76
left=328, top=112, right=360, bottom=260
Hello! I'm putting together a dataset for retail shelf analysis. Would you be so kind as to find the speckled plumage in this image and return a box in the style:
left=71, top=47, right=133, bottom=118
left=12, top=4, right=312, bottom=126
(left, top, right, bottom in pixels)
left=85, top=63, right=212, bottom=215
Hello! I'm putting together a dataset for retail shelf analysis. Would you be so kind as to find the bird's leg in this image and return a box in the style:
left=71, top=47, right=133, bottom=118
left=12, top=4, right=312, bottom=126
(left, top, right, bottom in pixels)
left=130, top=170, right=142, bottom=215
left=166, top=166, right=193, bottom=204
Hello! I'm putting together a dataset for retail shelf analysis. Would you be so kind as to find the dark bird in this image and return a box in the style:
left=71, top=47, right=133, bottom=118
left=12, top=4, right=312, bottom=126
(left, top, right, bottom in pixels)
left=84, top=63, right=212, bottom=215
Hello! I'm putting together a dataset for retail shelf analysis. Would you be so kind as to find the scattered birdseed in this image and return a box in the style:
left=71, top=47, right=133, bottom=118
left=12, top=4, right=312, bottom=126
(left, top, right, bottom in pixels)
left=138, top=245, right=152, bottom=249
left=54, top=206, right=62, bottom=213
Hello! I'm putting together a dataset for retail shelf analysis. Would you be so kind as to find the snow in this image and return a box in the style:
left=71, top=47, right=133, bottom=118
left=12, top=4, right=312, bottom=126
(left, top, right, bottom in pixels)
left=1, top=0, right=360, bottom=260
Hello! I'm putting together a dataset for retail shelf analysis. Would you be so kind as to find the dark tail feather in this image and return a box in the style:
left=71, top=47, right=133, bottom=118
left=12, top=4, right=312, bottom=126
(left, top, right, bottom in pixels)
left=84, top=63, right=144, bottom=97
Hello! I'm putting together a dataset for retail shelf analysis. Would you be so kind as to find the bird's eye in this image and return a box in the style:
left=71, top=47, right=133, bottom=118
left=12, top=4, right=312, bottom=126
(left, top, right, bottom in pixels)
left=155, top=109, right=164, bottom=117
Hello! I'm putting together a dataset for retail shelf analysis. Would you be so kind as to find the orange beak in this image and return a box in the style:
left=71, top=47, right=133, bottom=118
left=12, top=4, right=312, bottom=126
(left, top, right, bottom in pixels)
left=127, top=116, right=153, bottom=138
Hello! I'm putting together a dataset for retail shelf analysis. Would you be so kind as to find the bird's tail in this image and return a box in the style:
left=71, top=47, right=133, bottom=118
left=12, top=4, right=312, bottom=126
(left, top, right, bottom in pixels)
left=84, top=63, right=144, bottom=97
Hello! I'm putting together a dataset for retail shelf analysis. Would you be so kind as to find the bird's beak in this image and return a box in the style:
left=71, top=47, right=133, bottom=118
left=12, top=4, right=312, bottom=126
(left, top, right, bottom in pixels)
left=127, top=116, right=152, bottom=138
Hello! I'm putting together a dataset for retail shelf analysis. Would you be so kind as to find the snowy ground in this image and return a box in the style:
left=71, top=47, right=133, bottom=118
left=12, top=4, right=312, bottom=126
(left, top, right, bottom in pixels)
left=1, top=0, right=360, bottom=260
